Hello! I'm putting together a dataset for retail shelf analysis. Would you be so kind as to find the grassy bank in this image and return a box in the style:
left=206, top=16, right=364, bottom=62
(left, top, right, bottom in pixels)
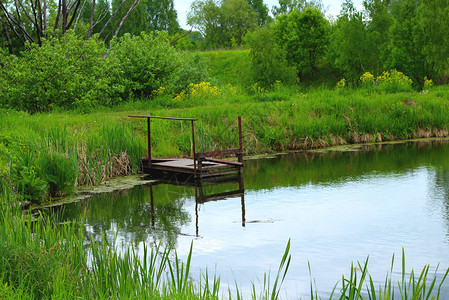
left=2, top=84, right=449, bottom=203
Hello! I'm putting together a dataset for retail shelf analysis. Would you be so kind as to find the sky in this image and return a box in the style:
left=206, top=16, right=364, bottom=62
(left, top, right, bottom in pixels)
left=173, top=0, right=364, bottom=30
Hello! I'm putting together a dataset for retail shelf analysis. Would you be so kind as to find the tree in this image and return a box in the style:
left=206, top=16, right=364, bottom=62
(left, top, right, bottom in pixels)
left=246, top=25, right=297, bottom=88
left=274, top=7, right=328, bottom=77
left=327, top=0, right=372, bottom=81
left=386, top=0, right=427, bottom=87
left=188, top=0, right=257, bottom=47
left=187, top=0, right=224, bottom=47
left=110, top=0, right=147, bottom=38
left=416, top=0, right=449, bottom=79
left=0, top=0, right=142, bottom=49
left=247, top=0, right=270, bottom=26
left=363, top=0, right=392, bottom=75
left=271, top=0, right=322, bottom=16
left=221, top=0, right=257, bottom=45
left=146, top=0, right=180, bottom=34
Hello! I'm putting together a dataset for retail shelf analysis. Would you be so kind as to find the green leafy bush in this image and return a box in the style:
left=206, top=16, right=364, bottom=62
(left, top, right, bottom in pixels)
left=376, top=69, right=413, bottom=93
left=273, top=7, right=329, bottom=77
left=0, top=31, right=114, bottom=113
left=245, top=26, right=298, bottom=89
left=108, top=31, right=184, bottom=98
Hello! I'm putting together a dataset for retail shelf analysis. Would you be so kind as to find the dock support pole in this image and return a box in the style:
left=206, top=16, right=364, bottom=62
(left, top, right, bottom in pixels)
left=147, top=117, right=151, bottom=167
left=238, top=116, right=243, bottom=164
left=191, top=120, right=197, bottom=177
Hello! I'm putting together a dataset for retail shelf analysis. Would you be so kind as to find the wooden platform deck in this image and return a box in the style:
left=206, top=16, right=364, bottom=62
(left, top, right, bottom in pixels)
left=142, top=158, right=242, bottom=178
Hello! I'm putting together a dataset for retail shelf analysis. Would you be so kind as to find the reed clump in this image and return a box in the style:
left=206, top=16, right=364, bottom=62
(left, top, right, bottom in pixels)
left=0, top=113, right=145, bottom=203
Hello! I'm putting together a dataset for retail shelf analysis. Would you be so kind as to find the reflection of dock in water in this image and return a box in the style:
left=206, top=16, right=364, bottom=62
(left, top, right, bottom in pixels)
left=147, top=174, right=245, bottom=236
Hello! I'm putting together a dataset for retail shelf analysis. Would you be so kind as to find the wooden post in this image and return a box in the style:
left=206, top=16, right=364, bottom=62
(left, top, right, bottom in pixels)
left=191, top=120, right=196, bottom=176
left=237, top=116, right=243, bottom=164
left=147, top=117, right=151, bottom=167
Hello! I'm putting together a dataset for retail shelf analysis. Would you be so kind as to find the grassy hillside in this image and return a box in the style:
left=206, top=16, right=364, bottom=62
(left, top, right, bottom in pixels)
left=198, top=49, right=252, bottom=86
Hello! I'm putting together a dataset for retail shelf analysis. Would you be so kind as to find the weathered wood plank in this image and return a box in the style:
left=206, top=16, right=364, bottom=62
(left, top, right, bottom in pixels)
left=202, top=157, right=243, bottom=167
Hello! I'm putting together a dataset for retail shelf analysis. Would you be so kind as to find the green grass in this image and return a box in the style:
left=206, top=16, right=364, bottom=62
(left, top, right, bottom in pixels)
left=2, top=84, right=449, bottom=203
left=198, top=49, right=252, bottom=87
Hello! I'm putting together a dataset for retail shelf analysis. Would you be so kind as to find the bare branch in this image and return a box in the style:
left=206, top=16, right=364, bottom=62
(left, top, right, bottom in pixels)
left=170, top=29, right=192, bottom=46
left=62, top=0, right=67, bottom=32
left=113, top=0, right=140, bottom=38
left=1, top=1, right=35, bottom=42
left=54, top=0, right=62, bottom=30
left=98, top=0, right=126, bottom=37
left=65, top=0, right=81, bottom=30
left=87, top=0, right=95, bottom=39
left=43, top=0, right=47, bottom=31
left=73, top=0, right=87, bottom=30
left=0, top=4, right=25, bottom=42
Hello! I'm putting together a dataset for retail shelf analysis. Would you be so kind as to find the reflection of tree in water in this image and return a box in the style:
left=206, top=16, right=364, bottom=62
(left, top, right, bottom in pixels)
left=62, top=184, right=193, bottom=248
left=431, top=164, right=449, bottom=240
left=244, top=140, right=449, bottom=190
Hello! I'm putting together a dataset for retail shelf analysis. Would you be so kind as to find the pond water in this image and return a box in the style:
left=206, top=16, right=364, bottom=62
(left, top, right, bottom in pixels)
left=60, top=140, right=449, bottom=298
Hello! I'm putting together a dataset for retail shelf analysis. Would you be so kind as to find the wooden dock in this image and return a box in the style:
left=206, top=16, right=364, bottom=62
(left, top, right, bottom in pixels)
left=130, top=115, right=244, bottom=179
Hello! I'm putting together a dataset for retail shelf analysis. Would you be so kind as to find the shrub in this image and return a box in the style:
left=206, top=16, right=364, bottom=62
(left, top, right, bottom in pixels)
left=108, top=31, right=184, bottom=98
left=245, top=26, right=298, bottom=89
left=0, top=31, right=113, bottom=113
left=174, top=82, right=220, bottom=102
left=174, top=53, right=209, bottom=93
left=335, top=78, right=347, bottom=90
left=424, top=76, right=433, bottom=90
left=376, top=69, right=413, bottom=93
left=359, top=72, right=375, bottom=88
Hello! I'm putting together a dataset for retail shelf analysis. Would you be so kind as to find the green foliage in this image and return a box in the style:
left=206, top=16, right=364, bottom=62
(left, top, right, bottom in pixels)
left=327, top=1, right=371, bottom=82
left=0, top=207, right=85, bottom=299
left=274, top=7, right=329, bottom=77
left=416, top=0, right=449, bottom=78
left=17, top=167, right=48, bottom=204
left=376, top=70, right=413, bottom=93
left=248, top=0, right=271, bottom=26
left=188, top=0, right=257, bottom=48
left=245, top=26, right=298, bottom=89
left=170, top=31, right=201, bottom=51
left=221, top=0, right=257, bottom=45
left=37, top=151, right=78, bottom=197
left=0, top=31, right=113, bottom=113
left=387, top=0, right=426, bottom=88
left=175, top=53, right=210, bottom=92
left=145, top=0, right=180, bottom=33
left=108, top=31, right=183, bottom=97
left=363, top=0, right=392, bottom=76
left=271, top=0, right=323, bottom=16
left=188, top=0, right=224, bottom=48
left=0, top=30, right=208, bottom=113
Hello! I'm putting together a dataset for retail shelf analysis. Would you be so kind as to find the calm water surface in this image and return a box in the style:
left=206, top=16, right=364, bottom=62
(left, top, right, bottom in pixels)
left=61, top=140, right=449, bottom=298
